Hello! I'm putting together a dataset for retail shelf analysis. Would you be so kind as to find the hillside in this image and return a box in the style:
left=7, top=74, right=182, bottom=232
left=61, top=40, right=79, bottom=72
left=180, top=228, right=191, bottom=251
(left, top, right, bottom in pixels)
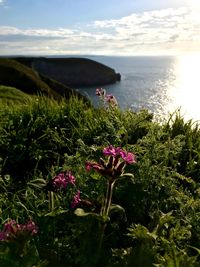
left=0, top=96, right=200, bottom=266
left=14, top=57, right=121, bottom=87
left=0, top=58, right=87, bottom=101
left=0, top=85, right=32, bottom=104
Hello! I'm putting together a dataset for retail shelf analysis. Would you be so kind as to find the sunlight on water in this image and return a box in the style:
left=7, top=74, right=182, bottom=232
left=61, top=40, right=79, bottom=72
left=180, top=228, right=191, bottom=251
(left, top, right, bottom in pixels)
left=77, top=55, right=200, bottom=122
left=167, top=54, right=200, bottom=122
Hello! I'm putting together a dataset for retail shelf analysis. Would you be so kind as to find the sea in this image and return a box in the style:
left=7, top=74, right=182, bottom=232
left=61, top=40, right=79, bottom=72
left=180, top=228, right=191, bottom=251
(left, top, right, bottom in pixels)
left=73, top=55, right=200, bottom=122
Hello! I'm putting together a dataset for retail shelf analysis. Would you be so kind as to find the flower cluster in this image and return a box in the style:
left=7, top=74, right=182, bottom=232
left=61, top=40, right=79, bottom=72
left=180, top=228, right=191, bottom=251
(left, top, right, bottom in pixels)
left=71, top=190, right=81, bottom=209
left=46, top=170, right=81, bottom=209
left=0, top=219, right=38, bottom=241
left=96, top=88, right=106, bottom=97
left=46, top=171, right=76, bottom=192
left=86, top=145, right=136, bottom=179
left=96, top=88, right=118, bottom=108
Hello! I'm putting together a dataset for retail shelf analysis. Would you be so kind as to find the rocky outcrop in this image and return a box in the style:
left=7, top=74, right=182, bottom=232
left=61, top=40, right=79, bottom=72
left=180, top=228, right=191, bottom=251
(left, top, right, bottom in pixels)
left=15, top=57, right=121, bottom=87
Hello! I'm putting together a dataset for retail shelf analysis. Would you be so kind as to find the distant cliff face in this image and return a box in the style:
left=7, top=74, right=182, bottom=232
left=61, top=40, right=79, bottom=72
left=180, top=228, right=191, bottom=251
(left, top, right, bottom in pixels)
left=0, top=58, right=88, bottom=102
left=15, top=57, right=121, bottom=87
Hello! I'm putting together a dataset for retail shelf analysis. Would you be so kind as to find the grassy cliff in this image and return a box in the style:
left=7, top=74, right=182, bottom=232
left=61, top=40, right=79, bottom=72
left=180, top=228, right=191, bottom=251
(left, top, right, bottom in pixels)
left=14, top=57, right=121, bottom=87
left=0, top=58, right=87, bottom=101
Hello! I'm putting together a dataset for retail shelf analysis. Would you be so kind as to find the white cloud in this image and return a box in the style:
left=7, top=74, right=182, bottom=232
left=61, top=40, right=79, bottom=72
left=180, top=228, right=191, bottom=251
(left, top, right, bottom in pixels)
left=0, top=26, right=74, bottom=37
left=0, top=6, right=200, bottom=55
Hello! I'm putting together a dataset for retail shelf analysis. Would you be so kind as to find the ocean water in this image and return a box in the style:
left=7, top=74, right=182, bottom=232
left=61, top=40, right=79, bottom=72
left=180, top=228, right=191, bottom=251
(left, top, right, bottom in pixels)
left=76, top=55, right=200, bottom=122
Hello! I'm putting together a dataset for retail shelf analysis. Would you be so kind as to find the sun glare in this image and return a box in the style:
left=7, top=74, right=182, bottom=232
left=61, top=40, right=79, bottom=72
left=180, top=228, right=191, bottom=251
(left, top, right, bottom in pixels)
left=187, top=0, right=200, bottom=8
left=168, top=54, right=200, bottom=121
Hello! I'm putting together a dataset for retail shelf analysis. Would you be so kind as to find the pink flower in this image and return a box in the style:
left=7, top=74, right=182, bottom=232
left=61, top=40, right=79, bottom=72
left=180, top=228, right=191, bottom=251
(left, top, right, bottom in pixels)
left=66, top=171, right=76, bottom=186
left=24, top=220, right=38, bottom=235
left=96, top=88, right=106, bottom=96
left=71, top=190, right=81, bottom=208
left=0, top=219, right=38, bottom=241
left=86, top=146, right=136, bottom=179
left=85, top=162, right=102, bottom=172
left=52, top=173, right=67, bottom=189
left=3, top=220, right=19, bottom=235
left=105, top=94, right=114, bottom=101
left=0, top=232, right=7, bottom=241
left=85, top=162, right=92, bottom=171
left=120, top=151, right=136, bottom=164
left=48, top=171, right=76, bottom=192
left=96, top=88, right=101, bottom=96
left=103, top=146, right=136, bottom=164
left=103, top=145, right=122, bottom=157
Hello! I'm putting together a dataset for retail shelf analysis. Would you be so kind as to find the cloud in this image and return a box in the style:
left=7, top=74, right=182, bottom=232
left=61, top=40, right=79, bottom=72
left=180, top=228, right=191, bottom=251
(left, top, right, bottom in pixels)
left=0, top=26, right=74, bottom=37
left=0, top=6, right=200, bottom=55
left=91, top=6, right=200, bottom=55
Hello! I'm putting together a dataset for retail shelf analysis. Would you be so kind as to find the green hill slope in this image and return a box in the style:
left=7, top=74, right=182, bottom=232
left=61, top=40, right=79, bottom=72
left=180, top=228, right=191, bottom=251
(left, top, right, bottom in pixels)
left=14, top=57, right=121, bottom=87
left=0, top=58, right=87, bottom=101
left=0, top=85, right=32, bottom=104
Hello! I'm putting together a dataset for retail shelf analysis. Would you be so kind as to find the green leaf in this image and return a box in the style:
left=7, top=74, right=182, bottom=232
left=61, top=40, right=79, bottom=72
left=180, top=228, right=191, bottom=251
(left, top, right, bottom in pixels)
left=44, top=209, right=68, bottom=217
left=90, top=173, right=102, bottom=180
left=109, top=204, right=126, bottom=216
left=74, top=208, right=98, bottom=217
left=188, top=245, right=200, bottom=255
left=74, top=208, right=110, bottom=222
left=27, top=178, right=47, bottom=189
left=121, top=173, right=134, bottom=178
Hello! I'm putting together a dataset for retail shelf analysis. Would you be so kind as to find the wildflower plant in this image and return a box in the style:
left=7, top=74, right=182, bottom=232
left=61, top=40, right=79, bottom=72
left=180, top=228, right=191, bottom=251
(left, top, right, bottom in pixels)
left=46, top=171, right=76, bottom=193
left=0, top=219, right=39, bottom=267
left=45, top=170, right=81, bottom=211
left=85, top=145, right=136, bottom=217
left=75, top=145, right=136, bottom=265
left=0, top=219, right=38, bottom=242
left=96, top=88, right=118, bottom=108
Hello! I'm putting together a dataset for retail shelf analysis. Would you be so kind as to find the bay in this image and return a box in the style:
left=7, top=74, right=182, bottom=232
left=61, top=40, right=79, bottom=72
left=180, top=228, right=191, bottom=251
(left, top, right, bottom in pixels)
left=75, top=55, right=200, bottom=122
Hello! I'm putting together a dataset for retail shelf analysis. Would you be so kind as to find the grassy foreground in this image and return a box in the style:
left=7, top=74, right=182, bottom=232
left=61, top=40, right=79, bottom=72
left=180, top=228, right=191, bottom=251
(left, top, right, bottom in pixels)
left=0, top=93, right=200, bottom=267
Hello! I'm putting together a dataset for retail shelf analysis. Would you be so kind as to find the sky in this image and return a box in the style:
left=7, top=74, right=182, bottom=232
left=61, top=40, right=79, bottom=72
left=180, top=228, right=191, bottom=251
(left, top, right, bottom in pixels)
left=0, top=0, right=200, bottom=56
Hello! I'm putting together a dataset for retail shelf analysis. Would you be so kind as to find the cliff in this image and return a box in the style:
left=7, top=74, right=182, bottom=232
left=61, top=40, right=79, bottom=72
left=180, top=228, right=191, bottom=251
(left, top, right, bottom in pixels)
left=0, top=58, right=88, bottom=101
left=14, top=57, right=121, bottom=87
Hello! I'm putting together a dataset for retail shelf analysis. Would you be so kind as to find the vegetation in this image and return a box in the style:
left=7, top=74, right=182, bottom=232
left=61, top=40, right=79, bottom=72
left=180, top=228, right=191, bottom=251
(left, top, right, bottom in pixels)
left=0, top=90, right=200, bottom=267
left=0, top=58, right=86, bottom=101
left=0, top=85, right=32, bottom=104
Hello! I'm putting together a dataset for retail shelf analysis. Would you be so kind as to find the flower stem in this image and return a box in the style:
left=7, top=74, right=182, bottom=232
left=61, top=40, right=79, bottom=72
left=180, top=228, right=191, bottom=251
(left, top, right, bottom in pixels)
left=104, top=180, right=115, bottom=216
left=49, top=191, right=54, bottom=211
left=95, top=179, right=115, bottom=266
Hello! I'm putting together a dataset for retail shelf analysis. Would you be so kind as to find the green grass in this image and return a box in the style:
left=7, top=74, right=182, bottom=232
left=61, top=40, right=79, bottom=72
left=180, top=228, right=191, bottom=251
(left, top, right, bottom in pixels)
left=0, top=95, right=200, bottom=266
left=0, top=85, right=32, bottom=104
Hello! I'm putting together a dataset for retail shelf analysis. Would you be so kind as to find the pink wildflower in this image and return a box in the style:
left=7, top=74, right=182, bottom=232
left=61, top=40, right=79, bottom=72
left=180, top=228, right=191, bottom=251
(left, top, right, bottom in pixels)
left=0, top=232, right=7, bottom=241
left=0, top=219, right=38, bottom=241
left=86, top=145, right=136, bottom=179
left=106, top=94, right=118, bottom=107
left=85, top=162, right=103, bottom=172
left=52, top=173, right=67, bottom=189
left=103, top=145, right=122, bottom=157
left=105, top=94, right=114, bottom=101
left=96, top=88, right=106, bottom=96
left=66, top=171, right=76, bottom=186
left=48, top=171, right=76, bottom=192
left=120, top=151, right=136, bottom=164
left=71, top=190, right=81, bottom=208
left=24, top=220, right=38, bottom=235
left=3, top=220, right=19, bottom=235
